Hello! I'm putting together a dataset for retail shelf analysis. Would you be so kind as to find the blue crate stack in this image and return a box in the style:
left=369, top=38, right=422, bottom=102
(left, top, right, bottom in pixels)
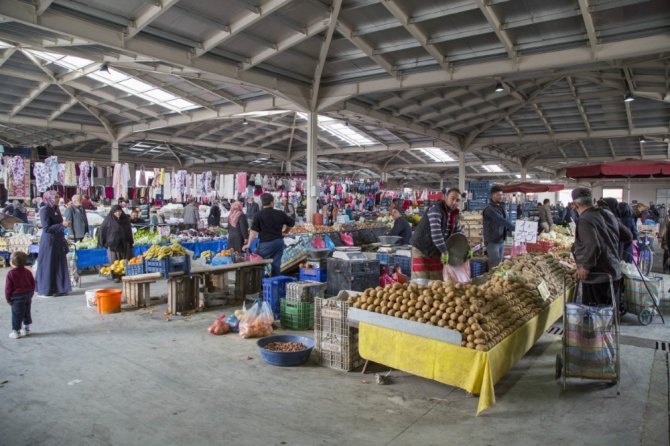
left=262, top=276, right=296, bottom=320
left=467, top=181, right=492, bottom=211
left=506, top=203, right=517, bottom=225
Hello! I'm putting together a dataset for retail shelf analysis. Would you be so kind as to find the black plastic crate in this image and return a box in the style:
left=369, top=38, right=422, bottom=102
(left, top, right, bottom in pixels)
left=326, top=258, right=379, bottom=296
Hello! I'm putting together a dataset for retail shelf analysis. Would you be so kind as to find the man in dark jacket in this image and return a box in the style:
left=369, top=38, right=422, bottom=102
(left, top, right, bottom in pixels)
left=483, top=185, right=515, bottom=268
left=410, top=188, right=462, bottom=280
left=246, top=196, right=260, bottom=224
left=389, top=209, right=412, bottom=245
left=572, top=188, right=631, bottom=306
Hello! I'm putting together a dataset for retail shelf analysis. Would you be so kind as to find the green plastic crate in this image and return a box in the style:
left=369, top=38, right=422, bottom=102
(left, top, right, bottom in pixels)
left=280, top=299, right=314, bottom=330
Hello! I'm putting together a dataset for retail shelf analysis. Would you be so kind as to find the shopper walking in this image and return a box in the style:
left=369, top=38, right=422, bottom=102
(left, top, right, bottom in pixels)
left=280, top=197, right=296, bottom=220
left=571, top=188, right=631, bottom=306
left=659, top=212, right=670, bottom=274
left=410, top=188, right=462, bottom=280
left=6, top=252, right=35, bottom=339
left=483, top=185, right=516, bottom=269
left=389, top=209, right=412, bottom=245
left=539, top=199, right=553, bottom=233
left=246, top=196, right=260, bottom=224
left=35, top=191, right=72, bottom=297
left=183, top=199, right=199, bottom=230
left=63, top=194, right=89, bottom=242
left=618, top=201, right=637, bottom=263
left=98, top=205, right=134, bottom=265
left=207, top=201, right=221, bottom=228
left=243, top=193, right=295, bottom=277
left=227, top=201, right=249, bottom=254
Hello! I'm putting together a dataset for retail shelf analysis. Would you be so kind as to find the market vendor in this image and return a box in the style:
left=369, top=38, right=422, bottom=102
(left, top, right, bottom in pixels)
left=410, top=188, right=462, bottom=280
left=389, top=209, right=412, bottom=245
left=81, top=194, right=97, bottom=211
left=571, top=187, right=631, bottom=305
left=243, top=193, right=295, bottom=277
left=483, top=185, right=515, bottom=268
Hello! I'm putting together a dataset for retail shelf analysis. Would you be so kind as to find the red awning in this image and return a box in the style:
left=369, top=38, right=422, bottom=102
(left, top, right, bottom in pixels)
left=566, top=159, right=670, bottom=178
left=501, top=182, right=565, bottom=194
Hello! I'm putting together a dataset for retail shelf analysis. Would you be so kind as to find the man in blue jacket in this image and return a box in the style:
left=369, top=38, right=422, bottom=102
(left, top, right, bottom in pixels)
left=483, top=185, right=515, bottom=268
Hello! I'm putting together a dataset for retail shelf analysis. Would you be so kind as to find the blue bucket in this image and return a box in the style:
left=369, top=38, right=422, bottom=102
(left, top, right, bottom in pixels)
left=256, top=335, right=314, bottom=367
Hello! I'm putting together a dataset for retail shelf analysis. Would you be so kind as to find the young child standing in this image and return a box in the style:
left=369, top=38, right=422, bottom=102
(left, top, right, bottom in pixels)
left=6, top=252, right=36, bottom=339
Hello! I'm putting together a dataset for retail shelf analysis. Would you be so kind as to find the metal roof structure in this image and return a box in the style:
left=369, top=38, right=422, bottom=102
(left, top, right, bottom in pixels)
left=0, top=0, right=668, bottom=186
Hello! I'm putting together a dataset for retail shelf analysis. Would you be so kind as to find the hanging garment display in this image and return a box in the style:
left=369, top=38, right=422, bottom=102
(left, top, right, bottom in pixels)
left=137, top=165, right=147, bottom=187
left=58, top=163, right=65, bottom=185
left=63, top=161, right=77, bottom=186
left=200, top=171, right=213, bottom=195
left=44, top=156, right=59, bottom=185
left=79, top=161, right=91, bottom=190
left=223, top=174, right=235, bottom=199
left=254, top=173, right=263, bottom=186
left=174, top=170, right=187, bottom=198
left=112, top=163, right=130, bottom=199
left=8, top=158, right=30, bottom=200
left=236, top=172, right=247, bottom=196
left=34, top=162, right=50, bottom=193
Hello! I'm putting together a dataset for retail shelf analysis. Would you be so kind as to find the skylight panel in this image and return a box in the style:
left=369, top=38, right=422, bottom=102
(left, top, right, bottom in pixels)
left=27, top=49, right=200, bottom=113
left=296, top=112, right=375, bottom=147
left=482, top=164, right=504, bottom=173
left=417, top=147, right=454, bottom=163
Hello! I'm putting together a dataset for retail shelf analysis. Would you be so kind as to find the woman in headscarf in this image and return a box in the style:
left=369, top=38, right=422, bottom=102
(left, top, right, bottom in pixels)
left=602, top=197, right=632, bottom=262
left=227, top=201, right=248, bottom=254
left=207, top=201, right=221, bottom=228
left=618, top=201, right=637, bottom=263
left=98, top=205, right=134, bottom=266
left=63, top=194, right=89, bottom=242
left=35, top=191, right=72, bottom=297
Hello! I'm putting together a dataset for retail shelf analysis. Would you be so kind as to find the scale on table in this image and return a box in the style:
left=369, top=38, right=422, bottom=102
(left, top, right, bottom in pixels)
left=332, top=246, right=368, bottom=261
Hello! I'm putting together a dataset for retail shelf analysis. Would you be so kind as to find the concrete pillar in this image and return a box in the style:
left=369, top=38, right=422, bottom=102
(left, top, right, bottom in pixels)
left=439, top=177, right=444, bottom=191
left=286, top=161, right=292, bottom=174
left=521, top=167, right=527, bottom=181
left=458, top=151, right=465, bottom=192
left=111, top=141, right=119, bottom=163
left=306, top=112, right=318, bottom=219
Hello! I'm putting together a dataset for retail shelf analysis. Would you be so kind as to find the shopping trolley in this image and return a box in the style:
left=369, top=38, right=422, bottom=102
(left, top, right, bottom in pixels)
left=555, top=273, right=620, bottom=394
left=621, top=261, right=665, bottom=326
left=66, top=241, right=81, bottom=288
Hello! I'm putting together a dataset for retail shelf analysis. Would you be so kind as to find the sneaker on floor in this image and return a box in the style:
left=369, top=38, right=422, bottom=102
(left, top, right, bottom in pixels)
left=19, top=328, right=28, bottom=337
left=24, top=325, right=30, bottom=335
left=9, top=330, right=20, bottom=339
left=36, top=294, right=53, bottom=298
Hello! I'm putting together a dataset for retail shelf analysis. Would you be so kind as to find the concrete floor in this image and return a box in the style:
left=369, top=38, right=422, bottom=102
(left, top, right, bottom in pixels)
left=1, top=270, right=669, bottom=446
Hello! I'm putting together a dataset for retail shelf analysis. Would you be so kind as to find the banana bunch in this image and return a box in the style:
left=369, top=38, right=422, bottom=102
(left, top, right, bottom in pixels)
left=100, top=260, right=125, bottom=276
left=143, top=244, right=188, bottom=260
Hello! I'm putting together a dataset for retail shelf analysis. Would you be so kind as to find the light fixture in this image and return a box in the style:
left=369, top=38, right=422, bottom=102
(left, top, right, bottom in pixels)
left=624, top=91, right=635, bottom=102
left=99, top=63, right=110, bottom=73
left=242, top=118, right=248, bottom=125
left=639, top=135, right=646, bottom=143
left=494, top=82, right=504, bottom=92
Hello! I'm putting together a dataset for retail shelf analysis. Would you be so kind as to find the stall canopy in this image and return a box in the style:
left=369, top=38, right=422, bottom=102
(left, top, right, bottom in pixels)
left=501, top=183, right=565, bottom=194
left=565, top=160, right=670, bottom=178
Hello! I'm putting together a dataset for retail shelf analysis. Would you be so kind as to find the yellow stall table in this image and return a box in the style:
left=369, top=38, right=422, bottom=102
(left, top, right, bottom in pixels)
left=358, top=296, right=563, bottom=414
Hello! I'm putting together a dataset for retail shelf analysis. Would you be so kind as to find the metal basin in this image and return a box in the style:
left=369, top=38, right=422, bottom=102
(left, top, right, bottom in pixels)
left=378, top=235, right=402, bottom=245
left=307, top=248, right=331, bottom=260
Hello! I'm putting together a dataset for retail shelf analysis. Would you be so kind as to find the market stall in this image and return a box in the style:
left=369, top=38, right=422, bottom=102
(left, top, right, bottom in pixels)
left=345, top=253, right=574, bottom=414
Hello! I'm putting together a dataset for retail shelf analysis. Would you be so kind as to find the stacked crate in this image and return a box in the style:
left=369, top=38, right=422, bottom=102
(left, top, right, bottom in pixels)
left=467, top=181, right=491, bottom=211
left=280, top=281, right=326, bottom=330
left=461, top=211, right=484, bottom=248
left=314, top=291, right=364, bottom=371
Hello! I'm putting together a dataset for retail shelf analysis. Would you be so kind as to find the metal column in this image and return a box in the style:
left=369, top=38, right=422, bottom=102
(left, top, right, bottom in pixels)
left=458, top=151, right=466, bottom=192
left=111, top=141, right=119, bottom=163
left=306, top=112, right=318, bottom=219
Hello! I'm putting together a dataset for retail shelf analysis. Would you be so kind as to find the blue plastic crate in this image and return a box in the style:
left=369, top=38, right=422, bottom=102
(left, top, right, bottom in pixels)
left=145, top=255, right=191, bottom=279
left=125, top=259, right=145, bottom=276
left=263, top=276, right=296, bottom=319
left=299, top=267, right=327, bottom=282
left=390, top=255, right=412, bottom=277
left=376, top=252, right=392, bottom=265
left=470, top=260, right=488, bottom=278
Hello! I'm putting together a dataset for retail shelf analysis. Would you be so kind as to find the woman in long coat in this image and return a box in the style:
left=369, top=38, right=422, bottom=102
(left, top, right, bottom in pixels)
left=35, top=191, right=72, bottom=297
left=227, top=201, right=248, bottom=254
left=99, top=205, right=134, bottom=263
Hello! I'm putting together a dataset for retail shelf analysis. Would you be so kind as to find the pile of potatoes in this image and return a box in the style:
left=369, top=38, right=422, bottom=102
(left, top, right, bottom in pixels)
left=349, top=254, right=574, bottom=351
left=495, top=253, right=575, bottom=297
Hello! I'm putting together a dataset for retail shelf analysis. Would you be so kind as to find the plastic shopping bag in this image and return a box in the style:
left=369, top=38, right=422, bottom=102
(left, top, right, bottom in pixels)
left=443, top=261, right=471, bottom=284
left=311, top=236, right=326, bottom=249
left=323, top=234, right=335, bottom=251
left=239, top=301, right=274, bottom=338
left=340, top=232, right=354, bottom=246
left=208, top=313, right=230, bottom=335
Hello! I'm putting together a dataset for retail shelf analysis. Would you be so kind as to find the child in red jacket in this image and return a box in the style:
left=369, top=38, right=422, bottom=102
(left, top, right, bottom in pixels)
left=6, top=252, right=35, bottom=339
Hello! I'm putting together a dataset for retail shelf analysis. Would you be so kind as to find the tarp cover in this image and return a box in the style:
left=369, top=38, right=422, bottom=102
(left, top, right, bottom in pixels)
left=501, top=182, right=564, bottom=193
left=566, top=160, right=670, bottom=178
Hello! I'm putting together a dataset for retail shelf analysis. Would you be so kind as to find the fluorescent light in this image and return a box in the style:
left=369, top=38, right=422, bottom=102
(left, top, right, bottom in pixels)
left=515, top=174, right=521, bottom=179
left=639, top=135, right=646, bottom=143
left=482, top=164, right=504, bottom=173
left=234, top=110, right=291, bottom=117
left=242, top=118, right=249, bottom=125
left=624, top=92, right=635, bottom=102
left=417, top=147, right=455, bottom=163
left=494, top=82, right=504, bottom=92
left=539, top=180, right=552, bottom=183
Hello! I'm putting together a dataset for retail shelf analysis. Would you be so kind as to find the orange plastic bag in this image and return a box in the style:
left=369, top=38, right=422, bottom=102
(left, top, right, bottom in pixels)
left=239, top=301, right=274, bottom=338
left=208, top=313, right=230, bottom=335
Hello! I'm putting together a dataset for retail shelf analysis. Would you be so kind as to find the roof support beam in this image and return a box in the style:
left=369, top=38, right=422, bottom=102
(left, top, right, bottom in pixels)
left=10, top=81, right=49, bottom=117
left=472, top=126, right=669, bottom=145
left=242, top=20, right=328, bottom=70
left=35, top=0, right=54, bottom=15
left=474, top=0, right=515, bottom=58
left=47, top=97, right=77, bottom=122
left=566, top=76, right=592, bottom=134
left=578, top=140, right=590, bottom=160
left=0, top=47, right=16, bottom=68
left=578, top=0, right=598, bottom=49
left=380, top=0, right=449, bottom=69
left=311, top=0, right=342, bottom=111
left=180, top=78, right=243, bottom=106
left=318, top=34, right=670, bottom=109
left=608, top=139, right=617, bottom=159
left=125, top=0, right=180, bottom=39
left=192, top=0, right=294, bottom=57
left=336, top=21, right=397, bottom=77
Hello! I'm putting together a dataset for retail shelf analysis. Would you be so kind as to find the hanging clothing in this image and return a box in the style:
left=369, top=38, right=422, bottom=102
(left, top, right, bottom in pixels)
left=79, top=161, right=91, bottom=190
left=44, top=156, right=60, bottom=185
left=8, top=157, right=29, bottom=200
left=236, top=173, right=247, bottom=196
left=63, top=162, right=77, bottom=186
left=112, top=163, right=130, bottom=199
left=137, top=165, right=147, bottom=187
left=35, top=204, right=72, bottom=296
left=34, top=163, right=50, bottom=193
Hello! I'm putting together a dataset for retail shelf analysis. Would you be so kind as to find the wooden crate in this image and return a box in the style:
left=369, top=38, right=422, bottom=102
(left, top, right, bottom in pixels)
left=234, top=265, right=264, bottom=302
left=168, top=275, right=200, bottom=315
left=122, top=273, right=160, bottom=308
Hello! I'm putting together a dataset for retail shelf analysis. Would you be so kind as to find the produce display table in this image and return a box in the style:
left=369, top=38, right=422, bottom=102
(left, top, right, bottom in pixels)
left=73, top=240, right=228, bottom=269
left=185, top=259, right=272, bottom=305
left=358, top=296, right=564, bottom=414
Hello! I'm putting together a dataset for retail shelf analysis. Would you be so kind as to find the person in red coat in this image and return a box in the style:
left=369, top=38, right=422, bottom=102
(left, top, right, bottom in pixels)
left=6, top=252, right=36, bottom=339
